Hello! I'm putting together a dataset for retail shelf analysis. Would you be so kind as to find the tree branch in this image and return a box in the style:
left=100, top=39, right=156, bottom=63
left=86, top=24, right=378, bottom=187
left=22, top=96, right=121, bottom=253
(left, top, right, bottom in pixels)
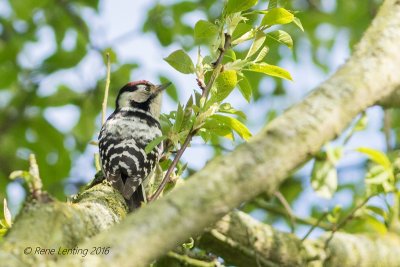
left=101, top=53, right=111, bottom=125
left=252, top=198, right=332, bottom=230
left=0, top=183, right=127, bottom=267
left=378, top=86, right=400, bottom=108
left=198, top=211, right=400, bottom=267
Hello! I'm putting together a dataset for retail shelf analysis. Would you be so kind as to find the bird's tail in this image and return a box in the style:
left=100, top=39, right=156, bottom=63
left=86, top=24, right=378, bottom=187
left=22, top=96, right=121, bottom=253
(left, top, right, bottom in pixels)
left=125, top=184, right=146, bottom=212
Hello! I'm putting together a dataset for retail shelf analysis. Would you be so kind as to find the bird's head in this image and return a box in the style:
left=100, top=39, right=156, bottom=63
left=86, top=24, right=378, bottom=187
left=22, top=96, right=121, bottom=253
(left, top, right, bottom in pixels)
left=115, top=80, right=171, bottom=118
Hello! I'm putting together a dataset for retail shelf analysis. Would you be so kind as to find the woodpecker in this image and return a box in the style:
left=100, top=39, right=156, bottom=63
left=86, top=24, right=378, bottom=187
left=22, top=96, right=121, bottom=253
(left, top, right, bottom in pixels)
left=98, top=80, right=171, bottom=211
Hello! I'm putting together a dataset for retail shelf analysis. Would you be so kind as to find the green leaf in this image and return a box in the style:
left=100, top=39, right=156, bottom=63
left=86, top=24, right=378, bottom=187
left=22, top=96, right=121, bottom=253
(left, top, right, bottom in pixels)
left=246, top=31, right=266, bottom=59
left=199, top=128, right=212, bottom=142
left=366, top=205, right=388, bottom=220
left=327, top=205, right=342, bottom=224
left=10, top=0, right=49, bottom=20
left=268, top=0, right=278, bottom=9
left=326, top=146, right=343, bottom=165
left=261, top=8, right=294, bottom=26
left=178, top=130, right=190, bottom=144
left=238, top=76, right=252, bottom=102
left=182, top=237, right=194, bottom=249
left=202, top=122, right=234, bottom=140
left=267, top=30, right=293, bottom=48
left=176, top=162, right=188, bottom=177
left=173, top=104, right=184, bottom=132
left=164, top=50, right=195, bottom=74
left=181, top=97, right=194, bottom=131
left=211, top=114, right=252, bottom=141
left=225, top=49, right=237, bottom=61
left=193, top=103, right=219, bottom=130
left=232, top=23, right=253, bottom=40
left=254, top=47, right=269, bottom=63
left=34, top=85, right=79, bottom=107
left=357, top=147, right=391, bottom=169
left=245, top=63, right=292, bottom=81
left=219, top=103, right=247, bottom=119
left=232, top=28, right=257, bottom=45
left=145, top=136, right=166, bottom=154
left=311, top=159, right=338, bottom=199
left=365, top=165, right=391, bottom=185
left=293, top=17, right=304, bottom=31
left=212, top=70, right=238, bottom=102
left=226, top=13, right=247, bottom=35
left=0, top=229, right=7, bottom=237
left=224, top=59, right=248, bottom=72
left=354, top=113, right=368, bottom=131
left=3, top=199, right=11, bottom=228
left=44, top=32, right=87, bottom=72
left=226, top=0, right=258, bottom=14
left=0, top=64, right=17, bottom=89
left=364, top=214, right=387, bottom=234
left=194, top=20, right=219, bottom=44
left=9, top=170, right=31, bottom=181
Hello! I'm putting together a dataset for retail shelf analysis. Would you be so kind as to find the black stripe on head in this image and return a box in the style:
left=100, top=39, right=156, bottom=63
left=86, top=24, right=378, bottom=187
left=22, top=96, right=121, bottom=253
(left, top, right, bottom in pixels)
left=129, top=98, right=152, bottom=112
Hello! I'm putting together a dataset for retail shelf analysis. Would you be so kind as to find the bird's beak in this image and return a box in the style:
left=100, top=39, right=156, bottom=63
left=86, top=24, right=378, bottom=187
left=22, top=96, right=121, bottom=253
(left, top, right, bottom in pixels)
left=152, top=82, right=172, bottom=95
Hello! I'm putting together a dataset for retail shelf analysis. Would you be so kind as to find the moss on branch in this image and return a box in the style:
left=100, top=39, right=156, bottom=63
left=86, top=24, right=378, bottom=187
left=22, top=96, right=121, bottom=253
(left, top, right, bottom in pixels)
left=0, top=183, right=127, bottom=267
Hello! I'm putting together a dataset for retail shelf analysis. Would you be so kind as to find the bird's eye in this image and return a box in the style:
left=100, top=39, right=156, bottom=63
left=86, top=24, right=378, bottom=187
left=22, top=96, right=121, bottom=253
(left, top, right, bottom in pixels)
left=145, top=86, right=151, bottom=92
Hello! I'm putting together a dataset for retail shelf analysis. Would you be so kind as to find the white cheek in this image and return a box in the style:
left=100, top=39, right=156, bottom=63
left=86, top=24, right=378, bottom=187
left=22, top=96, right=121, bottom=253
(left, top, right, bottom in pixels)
left=117, top=90, right=150, bottom=107
left=118, top=93, right=131, bottom=107
left=132, top=91, right=150, bottom=103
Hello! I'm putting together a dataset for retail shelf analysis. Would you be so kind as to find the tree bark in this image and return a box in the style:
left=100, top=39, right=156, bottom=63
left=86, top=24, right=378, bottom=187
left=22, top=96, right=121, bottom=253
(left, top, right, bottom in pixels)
left=2, top=0, right=400, bottom=266
left=198, top=211, right=400, bottom=267
left=0, top=184, right=127, bottom=267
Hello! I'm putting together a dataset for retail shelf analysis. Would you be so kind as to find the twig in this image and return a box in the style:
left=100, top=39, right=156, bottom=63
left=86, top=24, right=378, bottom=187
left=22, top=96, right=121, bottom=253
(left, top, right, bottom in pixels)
left=29, top=154, right=42, bottom=199
left=274, top=191, right=296, bottom=233
left=324, top=195, right=374, bottom=248
left=209, top=229, right=279, bottom=267
left=202, top=33, right=232, bottom=99
left=94, top=153, right=101, bottom=172
left=383, top=109, right=392, bottom=152
left=301, top=212, right=328, bottom=242
left=196, top=78, right=206, bottom=92
left=166, top=251, right=217, bottom=267
left=253, top=199, right=332, bottom=230
left=148, top=133, right=192, bottom=201
left=148, top=34, right=232, bottom=202
left=390, top=191, right=400, bottom=230
left=101, top=53, right=111, bottom=125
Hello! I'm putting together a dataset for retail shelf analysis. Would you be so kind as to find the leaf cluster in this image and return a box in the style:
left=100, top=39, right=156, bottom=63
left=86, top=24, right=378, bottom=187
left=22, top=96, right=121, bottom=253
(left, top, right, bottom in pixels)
left=151, top=0, right=301, bottom=194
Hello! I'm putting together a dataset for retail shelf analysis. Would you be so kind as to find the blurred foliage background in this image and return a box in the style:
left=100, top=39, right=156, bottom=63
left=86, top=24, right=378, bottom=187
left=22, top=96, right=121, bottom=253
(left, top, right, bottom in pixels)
left=1, top=0, right=392, bottom=236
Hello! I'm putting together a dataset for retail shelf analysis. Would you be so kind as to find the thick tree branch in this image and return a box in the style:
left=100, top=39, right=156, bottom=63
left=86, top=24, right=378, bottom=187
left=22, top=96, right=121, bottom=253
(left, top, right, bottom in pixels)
left=198, top=211, right=400, bottom=267
left=0, top=183, right=127, bottom=266
left=379, top=87, right=400, bottom=108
